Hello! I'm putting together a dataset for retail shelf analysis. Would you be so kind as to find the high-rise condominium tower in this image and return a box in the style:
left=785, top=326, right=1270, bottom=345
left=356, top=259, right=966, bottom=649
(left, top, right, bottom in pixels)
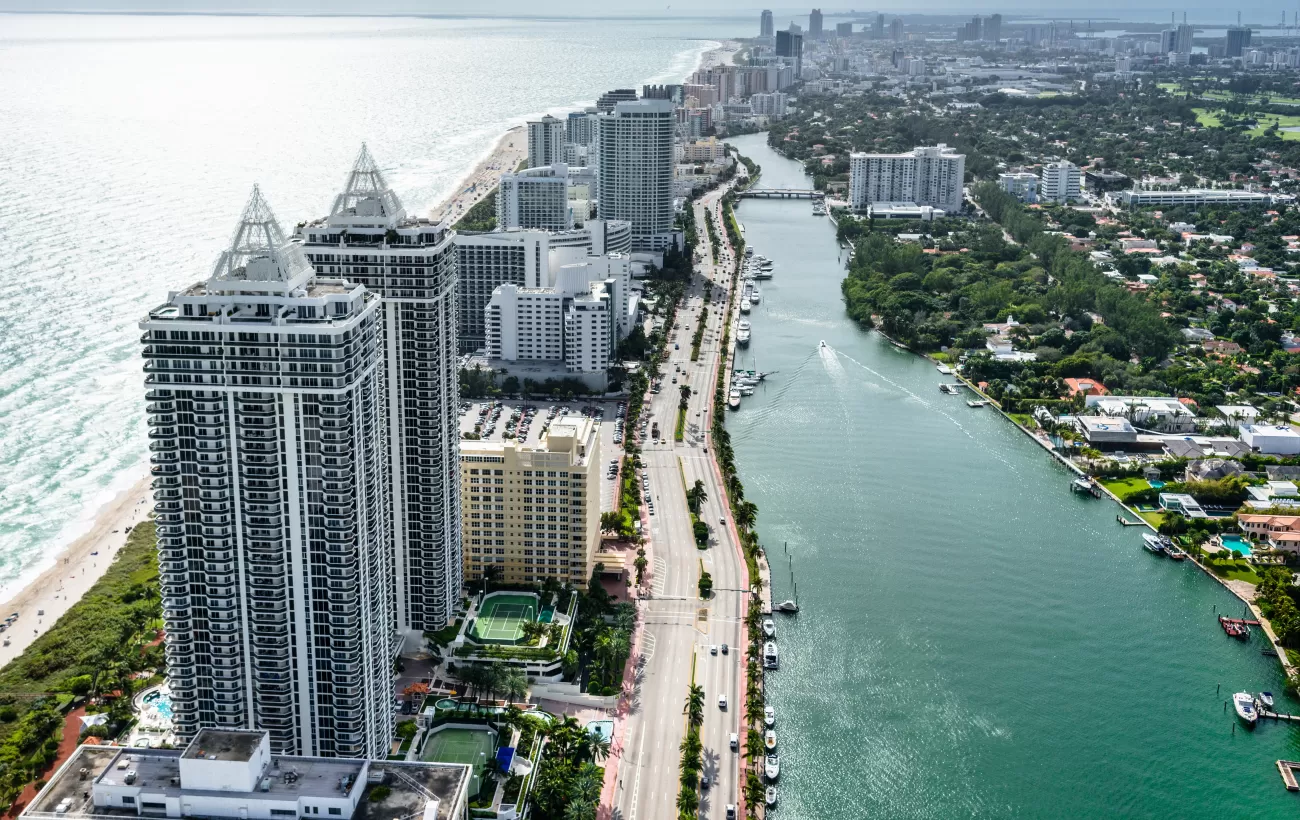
left=297, top=146, right=461, bottom=635
left=596, top=99, right=676, bottom=252
left=809, top=8, right=823, bottom=38
left=527, top=115, right=565, bottom=169
left=760, top=9, right=774, bottom=37
left=141, top=187, right=394, bottom=759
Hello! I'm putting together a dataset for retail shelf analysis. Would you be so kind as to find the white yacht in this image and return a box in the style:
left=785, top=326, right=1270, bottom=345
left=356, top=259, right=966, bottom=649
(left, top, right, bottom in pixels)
left=765, top=754, right=780, bottom=781
left=763, top=641, right=779, bottom=669
left=750, top=284, right=762, bottom=304
left=762, top=618, right=775, bottom=637
left=740, top=296, right=752, bottom=314
left=766, top=786, right=777, bottom=806
left=765, top=729, right=777, bottom=751
left=728, top=388, right=741, bottom=410
left=764, top=705, right=775, bottom=727
left=1234, top=692, right=1259, bottom=726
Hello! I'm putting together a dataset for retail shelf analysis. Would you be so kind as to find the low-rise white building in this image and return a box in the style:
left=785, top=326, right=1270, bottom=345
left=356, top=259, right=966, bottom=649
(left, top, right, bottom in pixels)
left=1240, top=423, right=1300, bottom=455
left=20, top=729, right=470, bottom=820
left=1039, top=161, right=1081, bottom=203
left=999, top=172, right=1039, bottom=203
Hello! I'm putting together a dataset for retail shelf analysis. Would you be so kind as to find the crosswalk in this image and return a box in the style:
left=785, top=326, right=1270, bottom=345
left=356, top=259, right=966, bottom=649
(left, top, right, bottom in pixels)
left=652, top=557, right=667, bottom=596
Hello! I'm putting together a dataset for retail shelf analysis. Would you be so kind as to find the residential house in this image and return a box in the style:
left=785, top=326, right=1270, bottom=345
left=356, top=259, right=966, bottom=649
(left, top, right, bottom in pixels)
left=1238, top=514, right=1300, bottom=552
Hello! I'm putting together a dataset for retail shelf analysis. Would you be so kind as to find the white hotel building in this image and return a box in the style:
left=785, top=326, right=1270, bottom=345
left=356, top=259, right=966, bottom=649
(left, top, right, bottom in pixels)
left=596, top=99, right=677, bottom=252
left=495, top=164, right=597, bottom=232
left=140, top=188, right=394, bottom=759
left=296, top=146, right=462, bottom=637
left=848, top=144, right=966, bottom=213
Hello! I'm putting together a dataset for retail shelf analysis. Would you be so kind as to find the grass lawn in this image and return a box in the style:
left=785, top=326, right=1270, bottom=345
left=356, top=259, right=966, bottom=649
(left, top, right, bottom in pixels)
left=1248, top=113, right=1300, bottom=139
left=1208, top=559, right=1262, bottom=585
left=1100, top=476, right=1150, bottom=500
left=1192, top=108, right=1224, bottom=128
left=1137, top=510, right=1167, bottom=529
left=1006, top=412, right=1035, bottom=429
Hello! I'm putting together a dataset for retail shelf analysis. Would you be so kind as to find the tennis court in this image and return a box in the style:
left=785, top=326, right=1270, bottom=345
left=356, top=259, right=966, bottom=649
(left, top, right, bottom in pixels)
left=421, top=727, right=495, bottom=794
left=469, top=592, right=539, bottom=644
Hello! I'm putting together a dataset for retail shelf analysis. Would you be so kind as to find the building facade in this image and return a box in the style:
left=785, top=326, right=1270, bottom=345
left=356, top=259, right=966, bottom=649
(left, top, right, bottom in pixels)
left=460, top=416, right=600, bottom=586
left=496, top=164, right=576, bottom=232
left=999, top=171, right=1039, bottom=202
left=142, top=187, right=395, bottom=759
left=527, top=115, right=565, bottom=169
left=1039, top=161, right=1081, bottom=203
left=297, top=146, right=461, bottom=637
left=848, top=144, right=965, bottom=212
left=760, top=9, right=774, bottom=37
left=596, top=99, right=677, bottom=252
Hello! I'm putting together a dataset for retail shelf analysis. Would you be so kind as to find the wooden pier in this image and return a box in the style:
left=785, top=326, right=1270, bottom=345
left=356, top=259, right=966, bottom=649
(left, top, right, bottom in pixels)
left=1117, top=515, right=1146, bottom=526
left=1278, top=760, right=1300, bottom=791
left=1262, top=711, right=1300, bottom=723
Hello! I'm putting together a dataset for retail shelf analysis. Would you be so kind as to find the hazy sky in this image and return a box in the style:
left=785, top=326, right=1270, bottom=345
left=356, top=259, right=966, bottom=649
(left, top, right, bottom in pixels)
left=0, top=1, right=1285, bottom=24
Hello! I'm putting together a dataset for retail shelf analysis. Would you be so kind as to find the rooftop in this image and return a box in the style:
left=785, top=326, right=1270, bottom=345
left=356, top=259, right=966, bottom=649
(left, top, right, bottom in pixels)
left=182, top=728, right=264, bottom=761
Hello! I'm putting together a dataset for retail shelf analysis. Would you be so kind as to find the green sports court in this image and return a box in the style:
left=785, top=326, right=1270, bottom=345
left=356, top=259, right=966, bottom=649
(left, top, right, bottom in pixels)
left=468, top=592, right=539, bottom=644
left=420, top=727, right=496, bottom=794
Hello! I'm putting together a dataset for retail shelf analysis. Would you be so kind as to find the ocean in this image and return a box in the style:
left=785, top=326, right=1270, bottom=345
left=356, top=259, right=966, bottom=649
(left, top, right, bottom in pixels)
left=0, top=12, right=729, bottom=598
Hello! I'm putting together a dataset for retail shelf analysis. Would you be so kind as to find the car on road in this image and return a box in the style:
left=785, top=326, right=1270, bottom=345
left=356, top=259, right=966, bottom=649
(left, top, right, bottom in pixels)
left=701, top=774, right=710, bottom=789
left=721, top=643, right=728, bottom=655
left=718, top=694, right=727, bottom=710
left=719, top=517, right=726, bottom=525
left=726, top=805, right=736, bottom=819
left=709, top=645, right=717, bottom=655
left=729, top=732, right=739, bottom=751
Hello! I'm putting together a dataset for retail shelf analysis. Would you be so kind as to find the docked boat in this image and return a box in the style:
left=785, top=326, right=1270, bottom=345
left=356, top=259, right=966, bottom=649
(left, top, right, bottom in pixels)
left=1166, top=544, right=1188, bottom=561
left=765, top=786, right=777, bottom=807
left=739, top=384, right=755, bottom=396
left=776, top=599, right=799, bottom=613
left=765, top=729, right=777, bottom=751
left=936, top=364, right=953, bottom=375
left=750, top=284, right=762, bottom=303
left=939, top=383, right=959, bottom=394
left=1220, top=615, right=1251, bottom=640
left=812, top=203, right=826, bottom=216
left=728, top=388, right=741, bottom=410
left=967, top=399, right=990, bottom=408
left=1233, top=691, right=1259, bottom=726
left=1142, top=533, right=1166, bottom=555
left=765, top=754, right=780, bottom=781
left=737, top=326, right=751, bottom=347
left=764, top=705, right=775, bottom=727
left=744, top=247, right=754, bottom=258
left=762, top=618, right=775, bottom=637
left=740, top=297, right=752, bottom=314
left=763, top=641, right=779, bottom=669
left=1261, top=691, right=1275, bottom=710
left=748, top=268, right=772, bottom=280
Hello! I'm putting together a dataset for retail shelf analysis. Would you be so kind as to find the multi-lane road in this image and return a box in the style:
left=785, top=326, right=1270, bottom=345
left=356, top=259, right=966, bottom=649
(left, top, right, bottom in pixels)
left=612, top=185, right=750, bottom=820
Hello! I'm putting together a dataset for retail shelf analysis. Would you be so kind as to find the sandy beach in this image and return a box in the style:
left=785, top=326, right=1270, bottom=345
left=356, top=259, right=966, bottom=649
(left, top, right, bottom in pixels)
left=429, top=125, right=527, bottom=225
left=0, top=471, right=153, bottom=669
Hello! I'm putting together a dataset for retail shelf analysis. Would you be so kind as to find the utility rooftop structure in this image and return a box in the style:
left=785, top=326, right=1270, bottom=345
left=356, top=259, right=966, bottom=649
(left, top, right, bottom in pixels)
left=297, top=145, right=463, bottom=637
left=20, top=729, right=470, bottom=820
left=141, top=187, right=394, bottom=759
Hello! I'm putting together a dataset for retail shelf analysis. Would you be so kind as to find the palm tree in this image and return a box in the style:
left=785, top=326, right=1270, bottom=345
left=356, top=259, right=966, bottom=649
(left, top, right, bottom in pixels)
left=563, top=801, right=597, bottom=820
left=675, top=789, right=699, bottom=817
left=745, top=727, right=764, bottom=758
left=502, top=669, right=529, bottom=704
left=686, top=479, right=708, bottom=514
left=686, top=684, right=705, bottom=727
left=735, top=500, right=758, bottom=531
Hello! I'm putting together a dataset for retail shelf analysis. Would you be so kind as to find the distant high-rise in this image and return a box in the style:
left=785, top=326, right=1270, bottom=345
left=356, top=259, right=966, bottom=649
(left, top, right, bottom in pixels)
left=1160, top=28, right=1178, bottom=53
left=836, top=21, right=853, bottom=37
left=775, top=29, right=805, bottom=77
left=809, top=8, right=823, bottom=38
left=596, top=88, right=638, bottom=113
left=986, top=14, right=1002, bottom=41
left=891, top=17, right=904, bottom=42
left=1227, top=26, right=1252, bottom=57
left=143, top=186, right=395, bottom=759
left=496, top=164, right=578, bottom=232
left=1040, top=160, right=1082, bottom=203
left=760, top=9, right=774, bottom=37
left=874, top=13, right=885, bottom=38
left=527, top=115, right=564, bottom=168
left=298, top=146, right=462, bottom=636
left=596, top=99, right=676, bottom=252
left=566, top=108, right=599, bottom=147
left=1176, top=22, right=1194, bottom=53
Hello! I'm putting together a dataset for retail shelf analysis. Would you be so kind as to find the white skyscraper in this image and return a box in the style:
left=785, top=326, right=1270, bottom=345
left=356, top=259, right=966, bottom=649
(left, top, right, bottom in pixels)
left=596, top=99, right=677, bottom=252
left=1039, top=161, right=1082, bottom=204
left=297, top=146, right=461, bottom=636
left=848, top=144, right=966, bottom=212
left=495, top=164, right=596, bottom=232
left=527, top=115, right=565, bottom=168
left=141, top=187, right=394, bottom=759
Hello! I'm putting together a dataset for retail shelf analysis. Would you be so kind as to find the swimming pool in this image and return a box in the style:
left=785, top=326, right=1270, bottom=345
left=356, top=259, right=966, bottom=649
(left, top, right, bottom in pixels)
left=142, top=689, right=173, bottom=719
left=1221, top=534, right=1252, bottom=557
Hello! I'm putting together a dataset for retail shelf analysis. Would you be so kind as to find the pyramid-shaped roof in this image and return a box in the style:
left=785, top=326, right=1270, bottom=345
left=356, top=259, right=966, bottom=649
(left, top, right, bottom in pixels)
left=328, top=143, right=406, bottom=226
left=210, top=185, right=313, bottom=288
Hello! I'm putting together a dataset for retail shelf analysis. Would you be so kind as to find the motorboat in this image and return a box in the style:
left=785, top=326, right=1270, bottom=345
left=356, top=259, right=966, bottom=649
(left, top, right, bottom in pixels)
left=764, top=705, right=775, bottom=726
left=1260, top=691, right=1275, bottom=710
left=728, top=388, right=741, bottom=410
left=818, top=340, right=828, bottom=350
left=1233, top=691, right=1259, bottom=726
left=763, top=641, right=779, bottom=669
left=740, top=297, right=752, bottom=314
left=765, top=754, right=780, bottom=780
left=765, top=729, right=777, bottom=751
left=740, top=384, right=755, bottom=396
left=1142, top=533, right=1166, bottom=555
left=762, top=619, right=775, bottom=637
left=776, top=599, right=799, bottom=613
left=812, top=202, right=826, bottom=216
left=750, top=284, right=762, bottom=303
left=766, top=786, right=777, bottom=807
left=1165, top=544, right=1188, bottom=561
left=737, top=327, right=751, bottom=347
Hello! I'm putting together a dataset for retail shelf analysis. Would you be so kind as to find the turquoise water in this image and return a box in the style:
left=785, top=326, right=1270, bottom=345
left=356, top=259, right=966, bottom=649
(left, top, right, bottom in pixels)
left=724, top=133, right=1300, bottom=819
left=1223, top=535, right=1254, bottom=557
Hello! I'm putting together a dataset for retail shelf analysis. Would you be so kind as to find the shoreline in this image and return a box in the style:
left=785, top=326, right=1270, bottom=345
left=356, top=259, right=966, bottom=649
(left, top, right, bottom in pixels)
left=0, top=470, right=153, bottom=670
left=427, top=38, right=736, bottom=226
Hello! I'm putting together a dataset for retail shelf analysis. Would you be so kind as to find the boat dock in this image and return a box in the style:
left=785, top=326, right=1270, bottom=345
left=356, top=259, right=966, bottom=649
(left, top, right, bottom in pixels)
left=1116, top=515, right=1146, bottom=526
left=1279, top=761, right=1300, bottom=791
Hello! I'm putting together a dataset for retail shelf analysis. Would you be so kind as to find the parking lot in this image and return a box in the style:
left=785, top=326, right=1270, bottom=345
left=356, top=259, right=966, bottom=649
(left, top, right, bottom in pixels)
left=458, top=398, right=628, bottom=512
